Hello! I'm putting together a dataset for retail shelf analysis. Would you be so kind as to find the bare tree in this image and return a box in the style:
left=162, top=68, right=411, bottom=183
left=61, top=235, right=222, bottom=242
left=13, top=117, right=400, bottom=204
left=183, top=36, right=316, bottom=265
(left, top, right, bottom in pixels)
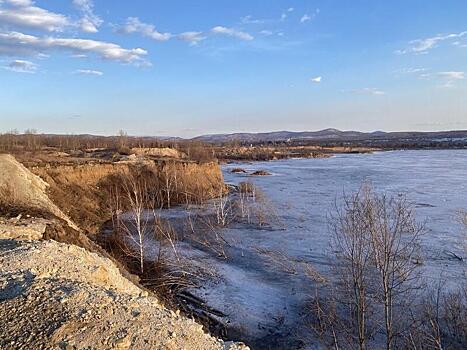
left=235, top=181, right=281, bottom=228
left=308, top=289, right=342, bottom=350
left=330, top=184, right=424, bottom=350
left=112, top=174, right=150, bottom=274
left=162, top=162, right=176, bottom=208
left=402, top=210, right=467, bottom=349
left=405, top=280, right=467, bottom=350
left=234, top=182, right=259, bottom=224
left=117, top=129, right=128, bottom=150
left=409, top=281, right=444, bottom=350
left=366, top=191, right=424, bottom=350
left=24, top=128, right=39, bottom=150
left=237, top=183, right=252, bottom=221
left=212, top=187, right=235, bottom=227
left=331, top=186, right=374, bottom=350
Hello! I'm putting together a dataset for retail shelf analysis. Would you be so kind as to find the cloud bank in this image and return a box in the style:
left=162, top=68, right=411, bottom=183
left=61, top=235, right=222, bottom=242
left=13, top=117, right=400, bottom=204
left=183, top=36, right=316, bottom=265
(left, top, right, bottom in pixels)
left=0, top=31, right=149, bottom=65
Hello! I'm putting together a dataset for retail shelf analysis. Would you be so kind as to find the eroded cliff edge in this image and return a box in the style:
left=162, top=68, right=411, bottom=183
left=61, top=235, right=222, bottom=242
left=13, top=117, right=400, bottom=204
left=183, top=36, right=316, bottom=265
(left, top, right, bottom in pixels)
left=0, top=153, right=247, bottom=350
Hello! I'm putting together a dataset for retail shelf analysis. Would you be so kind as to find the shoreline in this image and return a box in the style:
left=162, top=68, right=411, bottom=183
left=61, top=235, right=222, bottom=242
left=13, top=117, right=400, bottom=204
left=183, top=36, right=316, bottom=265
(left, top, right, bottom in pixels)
left=218, top=146, right=466, bottom=165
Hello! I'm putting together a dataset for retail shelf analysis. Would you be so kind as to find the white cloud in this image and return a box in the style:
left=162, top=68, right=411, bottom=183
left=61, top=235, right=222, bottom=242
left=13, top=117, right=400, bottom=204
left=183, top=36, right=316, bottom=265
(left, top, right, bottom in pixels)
left=118, top=18, right=255, bottom=45
left=453, top=41, right=467, bottom=48
left=2, top=0, right=33, bottom=6
left=36, top=52, right=48, bottom=59
left=75, top=69, right=103, bottom=76
left=398, top=67, right=428, bottom=74
left=0, top=0, right=70, bottom=32
left=397, top=30, right=467, bottom=54
left=211, top=26, right=253, bottom=41
left=177, top=31, right=206, bottom=46
left=311, top=76, right=322, bottom=83
left=300, top=9, right=320, bottom=24
left=241, top=15, right=264, bottom=24
left=0, top=0, right=102, bottom=33
left=0, top=31, right=149, bottom=65
left=70, top=53, right=87, bottom=58
left=3, top=58, right=37, bottom=73
left=260, top=30, right=273, bottom=36
left=119, top=17, right=172, bottom=41
left=73, top=0, right=102, bottom=33
left=78, top=18, right=98, bottom=33
left=437, top=71, right=465, bottom=88
left=413, top=71, right=465, bottom=87
left=349, top=88, right=386, bottom=96
left=280, top=13, right=287, bottom=21
left=287, top=7, right=294, bottom=12
left=438, top=71, right=464, bottom=80
left=300, top=14, right=311, bottom=23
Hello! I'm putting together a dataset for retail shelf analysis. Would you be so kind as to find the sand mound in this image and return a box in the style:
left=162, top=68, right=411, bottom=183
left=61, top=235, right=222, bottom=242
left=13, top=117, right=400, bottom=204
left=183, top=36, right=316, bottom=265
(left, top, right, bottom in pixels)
left=0, top=154, right=78, bottom=231
left=0, top=239, right=248, bottom=350
left=131, top=147, right=187, bottom=159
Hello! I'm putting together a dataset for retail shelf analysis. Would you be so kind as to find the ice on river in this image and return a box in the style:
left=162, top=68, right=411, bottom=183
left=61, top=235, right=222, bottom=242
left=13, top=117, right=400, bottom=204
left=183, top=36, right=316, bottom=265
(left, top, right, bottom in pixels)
left=141, top=150, right=467, bottom=349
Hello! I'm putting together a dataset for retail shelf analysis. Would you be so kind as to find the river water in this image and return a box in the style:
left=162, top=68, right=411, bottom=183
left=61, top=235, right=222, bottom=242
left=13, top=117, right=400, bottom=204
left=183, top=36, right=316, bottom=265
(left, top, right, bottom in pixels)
left=129, top=150, right=465, bottom=349
left=223, top=149, right=466, bottom=277
left=183, top=150, right=464, bottom=349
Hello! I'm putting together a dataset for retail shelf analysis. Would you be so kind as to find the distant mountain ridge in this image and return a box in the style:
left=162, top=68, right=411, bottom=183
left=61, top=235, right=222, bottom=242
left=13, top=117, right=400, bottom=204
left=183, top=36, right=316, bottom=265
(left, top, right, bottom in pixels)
left=16, top=129, right=467, bottom=145
left=193, top=128, right=467, bottom=144
left=193, top=128, right=367, bottom=143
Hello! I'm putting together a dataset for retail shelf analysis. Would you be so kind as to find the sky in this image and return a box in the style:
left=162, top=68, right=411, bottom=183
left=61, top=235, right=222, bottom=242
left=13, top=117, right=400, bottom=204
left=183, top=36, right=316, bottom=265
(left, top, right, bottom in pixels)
left=0, top=0, right=466, bottom=137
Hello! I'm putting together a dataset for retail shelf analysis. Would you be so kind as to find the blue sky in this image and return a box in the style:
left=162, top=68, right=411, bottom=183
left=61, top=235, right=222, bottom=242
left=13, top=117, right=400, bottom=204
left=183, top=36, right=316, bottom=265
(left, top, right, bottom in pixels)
left=0, top=0, right=466, bottom=137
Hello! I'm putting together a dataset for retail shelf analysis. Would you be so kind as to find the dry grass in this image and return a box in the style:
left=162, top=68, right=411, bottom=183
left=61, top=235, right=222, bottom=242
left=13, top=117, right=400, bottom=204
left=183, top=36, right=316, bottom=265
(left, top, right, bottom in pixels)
left=28, top=159, right=225, bottom=234
left=254, top=248, right=297, bottom=274
left=0, top=132, right=215, bottom=163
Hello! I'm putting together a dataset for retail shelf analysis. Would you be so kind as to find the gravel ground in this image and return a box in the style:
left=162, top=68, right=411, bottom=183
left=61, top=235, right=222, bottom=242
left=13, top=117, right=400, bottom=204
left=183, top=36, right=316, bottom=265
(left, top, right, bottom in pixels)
left=0, top=239, right=249, bottom=350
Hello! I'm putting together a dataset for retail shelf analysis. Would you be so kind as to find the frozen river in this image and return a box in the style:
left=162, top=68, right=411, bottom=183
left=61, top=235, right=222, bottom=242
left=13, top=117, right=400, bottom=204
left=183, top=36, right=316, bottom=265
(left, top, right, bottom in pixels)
left=186, top=150, right=466, bottom=349
left=128, top=150, right=466, bottom=349
left=222, top=150, right=466, bottom=280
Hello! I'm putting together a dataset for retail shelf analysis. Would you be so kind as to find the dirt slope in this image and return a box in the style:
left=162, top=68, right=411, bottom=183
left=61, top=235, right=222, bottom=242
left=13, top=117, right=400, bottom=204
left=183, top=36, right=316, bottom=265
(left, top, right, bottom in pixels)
left=0, top=239, right=248, bottom=350
left=31, top=159, right=225, bottom=234
left=0, top=154, right=78, bottom=231
left=0, top=154, right=122, bottom=256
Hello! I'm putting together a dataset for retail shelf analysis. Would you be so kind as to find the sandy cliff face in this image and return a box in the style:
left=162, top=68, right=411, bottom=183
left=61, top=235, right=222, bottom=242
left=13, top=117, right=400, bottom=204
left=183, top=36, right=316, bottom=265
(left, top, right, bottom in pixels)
left=0, top=154, right=117, bottom=254
left=30, top=160, right=225, bottom=234
left=0, top=154, right=79, bottom=231
left=0, top=153, right=225, bottom=251
left=31, top=162, right=132, bottom=233
left=131, top=147, right=187, bottom=159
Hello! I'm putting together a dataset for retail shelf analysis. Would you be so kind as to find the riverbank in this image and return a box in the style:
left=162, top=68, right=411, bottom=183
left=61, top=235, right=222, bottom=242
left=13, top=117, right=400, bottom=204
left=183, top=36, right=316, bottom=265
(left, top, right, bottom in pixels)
left=214, top=145, right=378, bottom=162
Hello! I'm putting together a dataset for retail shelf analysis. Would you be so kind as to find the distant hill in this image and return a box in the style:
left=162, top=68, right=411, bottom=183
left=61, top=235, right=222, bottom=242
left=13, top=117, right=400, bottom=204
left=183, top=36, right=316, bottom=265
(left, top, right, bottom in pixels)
left=10, top=129, right=467, bottom=146
left=193, top=129, right=467, bottom=144
left=193, top=128, right=368, bottom=143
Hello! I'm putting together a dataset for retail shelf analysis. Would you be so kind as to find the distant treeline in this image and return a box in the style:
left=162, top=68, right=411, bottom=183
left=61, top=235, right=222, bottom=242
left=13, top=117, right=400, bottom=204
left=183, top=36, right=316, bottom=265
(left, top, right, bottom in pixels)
left=0, top=130, right=214, bottom=162
left=215, top=137, right=467, bottom=150
left=297, top=137, right=467, bottom=149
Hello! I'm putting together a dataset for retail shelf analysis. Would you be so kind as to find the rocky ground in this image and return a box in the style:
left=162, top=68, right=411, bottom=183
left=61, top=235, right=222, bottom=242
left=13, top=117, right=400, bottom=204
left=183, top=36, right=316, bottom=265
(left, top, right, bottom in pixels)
left=0, top=239, right=248, bottom=350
